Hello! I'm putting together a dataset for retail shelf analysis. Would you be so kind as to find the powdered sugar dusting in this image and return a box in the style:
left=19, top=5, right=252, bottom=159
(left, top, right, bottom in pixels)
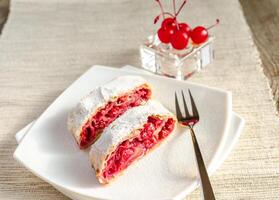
left=90, top=100, right=174, bottom=171
left=67, top=75, right=147, bottom=143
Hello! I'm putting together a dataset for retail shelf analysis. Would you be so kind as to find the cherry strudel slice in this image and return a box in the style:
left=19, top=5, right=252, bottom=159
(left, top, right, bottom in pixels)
left=90, top=100, right=176, bottom=184
left=67, top=75, right=152, bottom=149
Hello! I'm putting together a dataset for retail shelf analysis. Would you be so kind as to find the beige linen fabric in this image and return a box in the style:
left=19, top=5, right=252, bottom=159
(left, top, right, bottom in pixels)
left=0, top=0, right=278, bottom=199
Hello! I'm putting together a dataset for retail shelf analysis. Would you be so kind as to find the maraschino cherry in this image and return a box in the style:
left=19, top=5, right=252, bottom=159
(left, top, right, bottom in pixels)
left=178, top=23, right=191, bottom=35
left=191, top=19, right=219, bottom=44
left=157, top=27, right=175, bottom=43
left=191, top=26, right=208, bottom=44
left=155, top=0, right=188, bottom=47
left=161, top=17, right=177, bottom=30
left=154, top=0, right=219, bottom=50
left=170, top=30, right=189, bottom=50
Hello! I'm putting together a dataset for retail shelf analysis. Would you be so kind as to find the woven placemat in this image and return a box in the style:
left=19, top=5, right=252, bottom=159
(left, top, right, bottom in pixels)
left=0, top=0, right=278, bottom=199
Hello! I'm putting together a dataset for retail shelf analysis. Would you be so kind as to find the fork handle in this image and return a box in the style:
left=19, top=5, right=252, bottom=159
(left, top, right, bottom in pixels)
left=189, top=127, right=216, bottom=200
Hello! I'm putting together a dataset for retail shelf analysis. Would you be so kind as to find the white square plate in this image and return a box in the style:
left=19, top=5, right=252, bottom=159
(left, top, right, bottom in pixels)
left=14, top=65, right=232, bottom=200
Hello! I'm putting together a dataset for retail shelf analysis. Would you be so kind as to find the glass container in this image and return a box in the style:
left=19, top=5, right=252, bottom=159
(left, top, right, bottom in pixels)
left=140, top=35, right=214, bottom=80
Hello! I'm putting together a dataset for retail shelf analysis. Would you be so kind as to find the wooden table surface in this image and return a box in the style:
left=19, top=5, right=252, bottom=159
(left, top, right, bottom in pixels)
left=240, top=0, right=279, bottom=111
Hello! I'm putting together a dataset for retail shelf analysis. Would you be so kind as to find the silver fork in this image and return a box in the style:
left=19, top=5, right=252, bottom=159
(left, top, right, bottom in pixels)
left=175, top=90, right=215, bottom=200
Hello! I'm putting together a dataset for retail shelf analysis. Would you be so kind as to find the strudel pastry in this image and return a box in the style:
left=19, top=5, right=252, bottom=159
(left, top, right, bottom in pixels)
left=67, top=75, right=152, bottom=149
left=90, top=100, right=176, bottom=184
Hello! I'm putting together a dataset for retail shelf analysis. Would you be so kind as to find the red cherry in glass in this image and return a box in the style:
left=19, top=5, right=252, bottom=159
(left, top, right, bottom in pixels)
left=178, top=23, right=191, bottom=35
left=170, top=30, right=189, bottom=50
left=161, top=17, right=177, bottom=30
left=157, top=27, right=175, bottom=44
left=191, top=26, right=208, bottom=44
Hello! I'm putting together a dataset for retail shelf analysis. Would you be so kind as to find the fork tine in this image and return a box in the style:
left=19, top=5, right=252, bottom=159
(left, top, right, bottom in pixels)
left=175, top=92, right=183, bottom=120
left=181, top=90, right=191, bottom=118
left=188, top=90, right=199, bottom=118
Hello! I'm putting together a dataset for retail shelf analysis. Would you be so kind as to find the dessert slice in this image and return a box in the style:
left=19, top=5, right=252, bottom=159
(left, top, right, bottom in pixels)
left=90, top=100, right=176, bottom=184
left=67, top=75, right=152, bottom=149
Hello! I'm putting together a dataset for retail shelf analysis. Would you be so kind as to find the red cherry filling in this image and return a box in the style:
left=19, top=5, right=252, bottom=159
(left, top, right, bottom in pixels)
left=79, top=86, right=151, bottom=149
left=102, top=116, right=175, bottom=181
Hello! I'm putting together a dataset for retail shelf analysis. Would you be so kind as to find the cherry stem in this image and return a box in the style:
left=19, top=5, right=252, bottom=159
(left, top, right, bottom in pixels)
left=154, top=12, right=175, bottom=23
left=163, top=12, right=175, bottom=17
left=173, top=0, right=176, bottom=15
left=207, top=19, right=220, bottom=30
left=175, top=0, right=187, bottom=17
left=155, top=0, right=165, bottom=19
